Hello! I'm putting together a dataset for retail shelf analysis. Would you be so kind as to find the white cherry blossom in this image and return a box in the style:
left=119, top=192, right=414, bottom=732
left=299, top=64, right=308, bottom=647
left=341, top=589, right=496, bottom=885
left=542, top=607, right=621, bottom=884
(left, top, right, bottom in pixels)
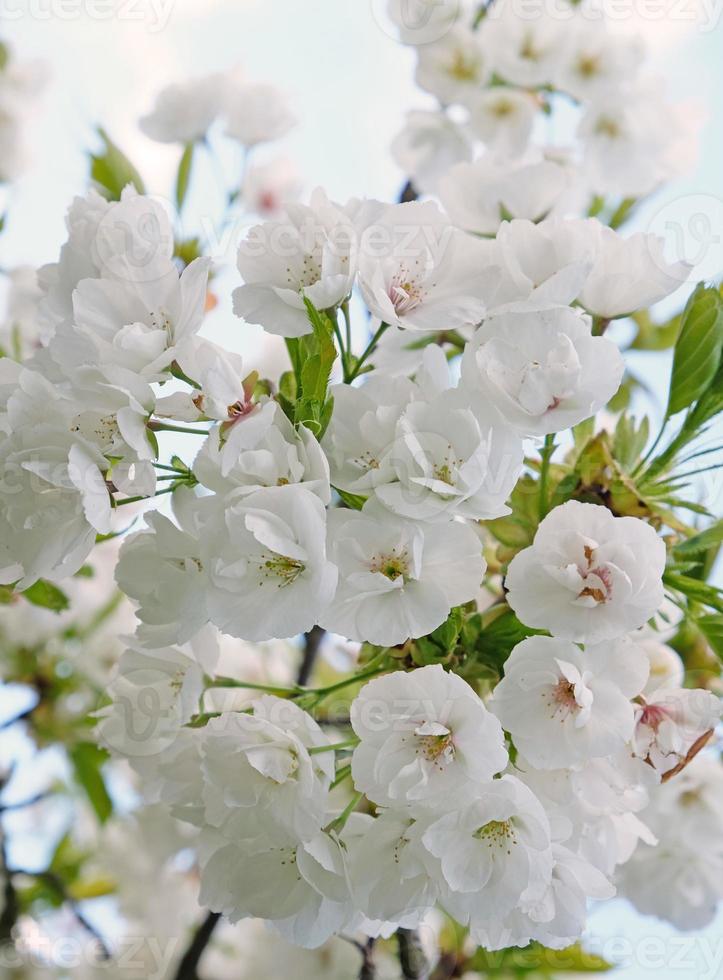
left=350, top=664, right=508, bottom=811
left=633, top=687, right=720, bottom=778
left=234, top=189, right=356, bottom=338
left=505, top=501, right=666, bottom=642
left=320, top=503, right=485, bottom=646
left=491, top=635, right=649, bottom=769
left=390, top=110, right=473, bottom=195
left=460, top=307, right=624, bottom=436
left=414, top=26, right=490, bottom=106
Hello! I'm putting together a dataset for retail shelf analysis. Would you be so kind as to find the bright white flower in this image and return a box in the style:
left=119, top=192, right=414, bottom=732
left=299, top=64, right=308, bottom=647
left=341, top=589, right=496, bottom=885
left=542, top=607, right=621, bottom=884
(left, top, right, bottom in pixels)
left=460, top=307, right=624, bottom=436
left=414, top=26, right=490, bottom=106
left=347, top=811, right=438, bottom=926
left=115, top=494, right=210, bottom=648
left=617, top=755, right=723, bottom=930
left=555, top=23, right=642, bottom=101
left=199, top=829, right=352, bottom=948
left=468, top=87, right=537, bottom=158
left=95, top=635, right=217, bottom=758
left=482, top=4, right=566, bottom=88
left=234, top=188, right=356, bottom=338
left=506, top=501, right=666, bottom=643
left=320, top=503, right=485, bottom=646
left=391, top=110, right=473, bottom=195
left=321, top=374, right=417, bottom=496
left=200, top=484, right=337, bottom=642
left=195, top=400, right=330, bottom=502
left=579, top=83, right=689, bottom=198
left=350, top=664, right=508, bottom=811
left=139, top=74, right=224, bottom=143
left=60, top=256, right=211, bottom=381
left=243, top=157, right=302, bottom=218
left=374, top=385, right=524, bottom=522
left=478, top=843, right=615, bottom=951
left=225, top=82, right=296, bottom=147
left=493, top=218, right=598, bottom=309
left=577, top=225, right=690, bottom=319
left=439, top=157, right=569, bottom=236
left=633, top=687, right=720, bottom=778
left=0, top=371, right=114, bottom=588
left=200, top=695, right=335, bottom=843
left=38, top=187, right=175, bottom=334
left=357, top=200, right=497, bottom=332
left=491, top=635, right=649, bottom=769
left=422, top=774, right=553, bottom=930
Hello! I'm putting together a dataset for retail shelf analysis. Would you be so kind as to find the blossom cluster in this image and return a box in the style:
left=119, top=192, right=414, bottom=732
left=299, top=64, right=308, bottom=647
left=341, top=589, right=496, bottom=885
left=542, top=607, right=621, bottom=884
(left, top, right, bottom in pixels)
left=2, top=1, right=722, bottom=969
left=391, top=0, right=695, bottom=207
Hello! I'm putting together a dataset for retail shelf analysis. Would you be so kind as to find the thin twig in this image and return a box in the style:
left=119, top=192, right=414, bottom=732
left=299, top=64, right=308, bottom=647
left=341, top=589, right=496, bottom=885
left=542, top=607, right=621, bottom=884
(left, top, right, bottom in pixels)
left=172, top=910, right=221, bottom=980
left=397, top=928, right=430, bottom=980
left=297, top=625, right=326, bottom=686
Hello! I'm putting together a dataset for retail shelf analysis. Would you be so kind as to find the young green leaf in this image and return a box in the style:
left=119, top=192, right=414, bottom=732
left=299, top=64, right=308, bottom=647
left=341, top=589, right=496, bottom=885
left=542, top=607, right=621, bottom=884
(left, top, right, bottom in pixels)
left=90, top=127, right=146, bottom=201
left=666, top=284, right=723, bottom=418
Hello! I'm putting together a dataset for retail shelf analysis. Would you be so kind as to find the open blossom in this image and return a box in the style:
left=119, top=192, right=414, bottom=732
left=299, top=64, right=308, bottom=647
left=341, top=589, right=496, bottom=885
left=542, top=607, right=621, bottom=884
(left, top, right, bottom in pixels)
left=460, top=307, right=624, bottom=436
left=195, top=401, right=330, bottom=502
left=491, top=636, right=649, bottom=769
left=579, top=82, right=690, bottom=198
left=347, top=811, right=437, bottom=927
left=422, top=775, right=553, bottom=937
left=576, top=224, right=690, bottom=319
left=200, top=484, right=337, bottom=642
left=482, top=4, right=565, bottom=88
left=225, top=82, right=296, bottom=147
left=0, top=369, right=118, bottom=588
left=115, top=494, right=211, bottom=648
left=555, top=22, right=642, bottom=101
left=200, top=696, right=335, bottom=843
left=140, top=74, right=224, bottom=143
left=38, top=187, right=174, bottom=333
left=414, top=26, right=490, bottom=106
left=320, top=504, right=485, bottom=646
left=200, top=829, right=353, bottom=948
left=95, top=634, right=218, bottom=759
left=243, top=157, right=302, bottom=218
left=234, top=188, right=356, bottom=338
left=439, top=157, right=570, bottom=237
left=356, top=200, right=498, bottom=333
left=468, top=88, right=537, bottom=158
left=618, top=756, right=723, bottom=930
left=350, top=665, right=508, bottom=811
left=506, top=501, right=666, bottom=643
left=390, top=110, right=473, bottom=195
left=632, top=687, right=720, bottom=778
left=374, top=385, right=524, bottom=522
left=59, top=255, right=211, bottom=382
left=321, top=374, right=418, bottom=496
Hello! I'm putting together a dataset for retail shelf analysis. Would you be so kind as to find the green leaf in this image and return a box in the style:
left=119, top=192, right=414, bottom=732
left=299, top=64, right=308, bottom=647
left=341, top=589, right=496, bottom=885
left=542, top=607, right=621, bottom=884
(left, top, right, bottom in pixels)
left=674, top=522, right=723, bottom=557
left=613, top=414, right=650, bottom=471
left=335, top=487, right=367, bottom=510
left=667, top=284, right=723, bottom=418
left=69, top=742, right=113, bottom=824
left=90, top=127, right=146, bottom=201
left=22, top=579, right=69, bottom=613
left=664, top=572, right=723, bottom=613
left=289, top=297, right=338, bottom=437
left=468, top=941, right=612, bottom=974
left=698, top=614, right=723, bottom=660
left=466, top=606, right=545, bottom=678
left=175, top=142, right=194, bottom=211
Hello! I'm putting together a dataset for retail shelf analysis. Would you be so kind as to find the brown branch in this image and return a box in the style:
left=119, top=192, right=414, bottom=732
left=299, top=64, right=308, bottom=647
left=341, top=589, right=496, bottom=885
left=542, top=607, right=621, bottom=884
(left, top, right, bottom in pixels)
left=296, top=625, right=326, bottom=686
left=397, top=928, right=430, bottom=979
left=172, top=910, right=221, bottom=980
